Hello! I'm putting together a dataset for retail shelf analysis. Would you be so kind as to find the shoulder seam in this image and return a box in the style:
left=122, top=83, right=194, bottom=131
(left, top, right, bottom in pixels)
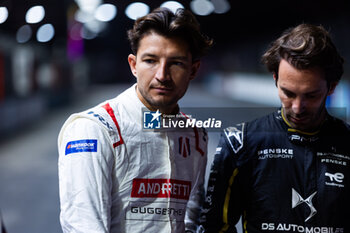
left=101, top=103, right=124, bottom=148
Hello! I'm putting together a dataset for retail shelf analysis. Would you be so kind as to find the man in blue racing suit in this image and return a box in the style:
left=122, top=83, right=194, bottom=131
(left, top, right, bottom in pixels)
left=200, top=24, right=350, bottom=233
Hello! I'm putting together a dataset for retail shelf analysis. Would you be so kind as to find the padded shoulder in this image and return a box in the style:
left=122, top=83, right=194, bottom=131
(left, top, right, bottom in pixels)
left=59, top=101, right=123, bottom=148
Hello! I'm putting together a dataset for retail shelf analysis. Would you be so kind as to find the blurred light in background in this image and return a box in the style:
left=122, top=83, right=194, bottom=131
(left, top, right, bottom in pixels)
left=81, top=25, right=98, bottom=40
left=0, top=7, right=8, bottom=24
left=190, top=0, right=214, bottom=16
left=16, top=25, right=32, bottom=43
left=37, top=63, right=56, bottom=90
left=211, top=0, right=230, bottom=14
left=326, top=80, right=350, bottom=120
left=11, top=47, right=35, bottom=97
left=67, top=22, right=84, bottom=60
left=36, top=24, right=55, bottom=42
left=74, top=9, right=93, bottom=23
left=73, top=9, right=104, bottom=39
left=69, top=23, right=82, bottom=41
left=94, top=3, right=117, bottom=22
left=84, top=20, right=106, bottom=35
left=160, top=1, right=184, bottom=13
left=25, top=5, right=45, bottom=24
left=73, top=1, right=116, bottom=39
left=326, top=80, right=350, bottom=108
left=75, top=0, right=101, bottom=13
left=125, top=2, right=150, bottom=20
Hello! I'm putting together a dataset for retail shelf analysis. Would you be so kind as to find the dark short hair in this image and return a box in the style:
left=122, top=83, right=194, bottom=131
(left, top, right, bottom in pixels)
left=127, top=7, right=213, bottom=61
left=261, top=24, right=344, bottom=85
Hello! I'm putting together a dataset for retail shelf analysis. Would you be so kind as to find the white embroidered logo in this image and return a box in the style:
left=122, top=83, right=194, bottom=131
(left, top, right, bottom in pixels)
left=292, top=188, right=317, bottom=222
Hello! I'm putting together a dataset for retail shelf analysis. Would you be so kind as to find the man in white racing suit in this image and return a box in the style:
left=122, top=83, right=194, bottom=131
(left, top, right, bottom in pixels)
left=58, top=7, right=213, bottom=233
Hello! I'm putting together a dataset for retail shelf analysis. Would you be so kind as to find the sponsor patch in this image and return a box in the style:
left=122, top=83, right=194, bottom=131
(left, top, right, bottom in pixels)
left=292, top=188, right=317, bottom=222
left=261, top=222, right=343, bottom=232
left=317, top=152, right=350, bottom=166
left=65, top=139, right=97, bottom=155
left=325, top=172, right=345, bottom=188
left=126, top=201, right=186, bottom=222
left=131, top=178, right=191, bottom=200
left=258, top=148, right=294, bottom=160
left=225, top=123, right=244, bottom=153
left=215, top=147, right=222, bottom=154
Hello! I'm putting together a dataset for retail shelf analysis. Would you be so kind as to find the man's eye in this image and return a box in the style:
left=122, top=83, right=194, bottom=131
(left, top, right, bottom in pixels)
left=172, top=61, right=185, bottom=67
left=284, top=91, right=295, bottom=98
left=144, top=59, right=155, bottom=64
left=305, top=94, right=317, bottom=99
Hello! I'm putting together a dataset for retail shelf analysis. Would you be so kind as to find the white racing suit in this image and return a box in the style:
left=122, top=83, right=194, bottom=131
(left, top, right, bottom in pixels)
left=58, top=84, right=208, bottom=233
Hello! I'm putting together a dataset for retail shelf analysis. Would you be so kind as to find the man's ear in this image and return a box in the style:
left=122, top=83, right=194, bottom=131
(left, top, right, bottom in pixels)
left=328, top=81, right=338, bottom=95
left=189, top=60, right=201, bottom=80
left=128, top=54, right=137, bottom=78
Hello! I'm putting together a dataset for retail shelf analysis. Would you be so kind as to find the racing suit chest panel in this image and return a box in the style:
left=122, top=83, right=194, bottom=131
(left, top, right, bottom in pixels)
left=119, top=129, right=201, bottom=230
left=247, top=139, right=318, bottom=226
left=242, top=130, right=311, bottom=225
left=236, top=112, right=350, bottom=232
left=113, top=117, right=202, bottom=196
left=104, top=87, right=207, bottom=233
left=312, top=130, right=350, bottom=226
left=115, top=127, right=204, bottom=232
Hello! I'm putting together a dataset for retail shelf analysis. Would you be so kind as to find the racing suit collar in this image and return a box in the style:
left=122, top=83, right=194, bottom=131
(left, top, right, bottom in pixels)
left=280, top=108, right=324, bottom=135
left=278, top=108, right=330, bottom=145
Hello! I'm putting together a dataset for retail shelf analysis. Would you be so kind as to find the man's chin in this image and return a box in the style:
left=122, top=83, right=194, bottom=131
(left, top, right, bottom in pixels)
left=283, top=107, right=327, bottom=132
left=288, top=118, right=321, bottom=132
left=291, top=124, right=310, bottom=132
left=148, top=99, right=177, bottom=110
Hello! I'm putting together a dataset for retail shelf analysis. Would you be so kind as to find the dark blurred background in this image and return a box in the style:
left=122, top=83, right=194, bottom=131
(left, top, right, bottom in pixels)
left=0, top=1, right=350, bottom=232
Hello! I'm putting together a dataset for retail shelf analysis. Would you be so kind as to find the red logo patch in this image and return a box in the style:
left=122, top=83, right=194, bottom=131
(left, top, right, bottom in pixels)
left=131, top=178, right=191, bottom=200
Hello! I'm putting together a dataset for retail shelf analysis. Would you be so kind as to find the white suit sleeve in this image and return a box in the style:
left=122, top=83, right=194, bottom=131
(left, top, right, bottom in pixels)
left=58, top=118, right=115, bottom=233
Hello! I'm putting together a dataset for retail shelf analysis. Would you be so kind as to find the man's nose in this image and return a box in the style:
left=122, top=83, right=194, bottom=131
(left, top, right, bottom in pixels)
left=155, top=62, right=170, bottom=82
left=292, top=97, right=306, bottom=115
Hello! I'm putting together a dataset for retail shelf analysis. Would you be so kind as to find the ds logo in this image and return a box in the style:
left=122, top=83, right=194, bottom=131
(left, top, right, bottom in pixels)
left=143, top=110, right=161, bottom=129
left=292, top=188, right=317, bottom=222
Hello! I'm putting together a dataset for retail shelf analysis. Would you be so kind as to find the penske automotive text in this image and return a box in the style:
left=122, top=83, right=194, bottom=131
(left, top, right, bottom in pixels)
left=258, top=148, right=294, bottom=160
left=131, top=178, right=191, bottom=200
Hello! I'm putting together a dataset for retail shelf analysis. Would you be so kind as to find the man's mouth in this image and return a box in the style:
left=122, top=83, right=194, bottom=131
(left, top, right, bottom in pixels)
left=289, top=115, right=309, bottom=124
left=151, top=86, right=173, bottom=93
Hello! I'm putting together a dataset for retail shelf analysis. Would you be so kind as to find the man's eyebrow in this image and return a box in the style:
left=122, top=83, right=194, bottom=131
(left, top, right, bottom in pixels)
left=305, top=90, right=321, bottom=95
left=140, top=53, right=189, bottom=61
left=280, top=86, right=294, bottom=94
left=169, top=56, right=189, bottom=61
left=140, top=53, right=157, bottom=59
left=280, top=86, right=321, bottom=95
